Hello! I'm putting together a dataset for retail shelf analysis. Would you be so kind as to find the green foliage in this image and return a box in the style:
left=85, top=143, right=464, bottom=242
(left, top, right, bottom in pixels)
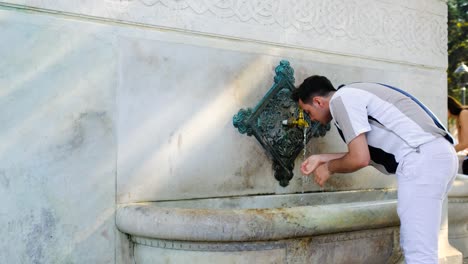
left=448, top=0, right=468, bottom=101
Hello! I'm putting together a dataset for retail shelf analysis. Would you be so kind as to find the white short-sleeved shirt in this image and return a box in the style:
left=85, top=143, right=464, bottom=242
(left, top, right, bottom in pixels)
left=329, top=82, right=452, bottom=174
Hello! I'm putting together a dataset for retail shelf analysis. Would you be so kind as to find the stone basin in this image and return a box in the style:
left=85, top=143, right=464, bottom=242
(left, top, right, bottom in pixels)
left=116, top=189, right=402, bottom=264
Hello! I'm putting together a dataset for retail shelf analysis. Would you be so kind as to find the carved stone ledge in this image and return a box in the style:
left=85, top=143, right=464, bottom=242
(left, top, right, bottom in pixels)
left=130, top=227, right=403, bottom=263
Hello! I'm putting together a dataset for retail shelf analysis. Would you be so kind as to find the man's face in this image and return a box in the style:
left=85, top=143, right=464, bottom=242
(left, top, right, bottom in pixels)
left=298, top=97, right=330, bottom=125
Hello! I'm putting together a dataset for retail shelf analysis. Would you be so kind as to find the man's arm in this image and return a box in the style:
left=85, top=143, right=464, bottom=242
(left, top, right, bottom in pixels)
left=313, top=133, right=370, bottom=186
left=328, top=133, right=370, bottom=173
left=301, top=153, right=346, bottom=175
left=455, top=110, right=468, bottom=152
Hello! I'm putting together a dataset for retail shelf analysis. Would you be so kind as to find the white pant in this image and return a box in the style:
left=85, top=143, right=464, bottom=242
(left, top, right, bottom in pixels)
left=396, top=137, right=458, bottom=264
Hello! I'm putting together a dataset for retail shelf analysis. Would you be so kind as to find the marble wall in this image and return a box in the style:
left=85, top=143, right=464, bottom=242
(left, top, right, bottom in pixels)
left=0, top=0, right=448, bottom=263
left=0, top=7, right=117, bottom=263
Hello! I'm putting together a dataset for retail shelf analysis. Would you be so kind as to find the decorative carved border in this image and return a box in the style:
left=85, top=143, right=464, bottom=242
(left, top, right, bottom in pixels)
left=131, top=226, right=401, bottom=261
left=311, top=227, right=398, bottom=244
left=130, top=0, right=446, bottom=58
left=0, top=0, right=446, bottom=66
left=132, top=236, right=286, bottom=252
left=449, top=197, right=468, bottom=203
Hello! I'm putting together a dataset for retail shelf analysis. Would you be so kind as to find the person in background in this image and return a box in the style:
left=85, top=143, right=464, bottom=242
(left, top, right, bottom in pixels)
left=448, top=95, right=468, bottom=174
left=292, top=76, right=457, bottom=264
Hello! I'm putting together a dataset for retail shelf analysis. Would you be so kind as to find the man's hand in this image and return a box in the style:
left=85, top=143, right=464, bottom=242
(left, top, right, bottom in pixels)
left=309, top=133, right=370, bottom=187
left=313, top=162, right=331, bottom=187
left=300, top=155, right=324, bottom=175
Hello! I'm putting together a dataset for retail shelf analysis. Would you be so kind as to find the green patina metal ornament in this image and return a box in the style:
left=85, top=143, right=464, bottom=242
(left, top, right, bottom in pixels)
left=233, top=60, right=330, bottom=187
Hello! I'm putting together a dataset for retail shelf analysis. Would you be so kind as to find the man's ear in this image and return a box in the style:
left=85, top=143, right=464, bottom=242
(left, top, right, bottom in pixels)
left=313, top=96, right=324, bottom=107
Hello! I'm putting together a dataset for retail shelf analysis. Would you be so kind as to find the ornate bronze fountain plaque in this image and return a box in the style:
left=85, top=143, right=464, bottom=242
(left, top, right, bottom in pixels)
left=233, top=60, right=330, bottom=187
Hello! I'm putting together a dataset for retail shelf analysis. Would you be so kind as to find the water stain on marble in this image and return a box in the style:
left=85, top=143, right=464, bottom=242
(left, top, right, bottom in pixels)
left=177, top=134, right=183, bottom=151
left=244, top=145, right=270, bottom=187
left=25, top=208, right=57, bottom=264
left=68, top=119, right=85, bottom=150
left=229, top=146, right=268, bottom=190
left=134, top=206, right=151, bottom=217
left=237, top=161, right=256, bottom=189
left=60, top=111, right=112, bottom=154
left=167, top=131, right=175, bottom=144
left=326, top=174, right=354, bottom=189
left=0, top=169, right=10, bottom=189
left=131, top=41, right=161, bottom=70
left=101, top=230, right=109, bottom=240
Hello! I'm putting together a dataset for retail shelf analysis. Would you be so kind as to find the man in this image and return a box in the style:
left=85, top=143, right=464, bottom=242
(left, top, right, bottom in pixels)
left=291, top=75, right=458, bottom=264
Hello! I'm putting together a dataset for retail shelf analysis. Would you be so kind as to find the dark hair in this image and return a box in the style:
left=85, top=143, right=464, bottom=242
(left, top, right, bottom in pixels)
left=448, top=95, right=467, bottom=116
left=291, top=75, right=336, bottom=103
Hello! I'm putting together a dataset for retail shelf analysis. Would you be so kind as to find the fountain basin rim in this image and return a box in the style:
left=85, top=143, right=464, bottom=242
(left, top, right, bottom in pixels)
left=116, top=198, right=399, bottom=242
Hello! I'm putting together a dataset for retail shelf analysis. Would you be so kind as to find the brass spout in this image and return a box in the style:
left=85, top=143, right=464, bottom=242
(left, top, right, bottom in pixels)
left=282, top=108, right=309, bottom=128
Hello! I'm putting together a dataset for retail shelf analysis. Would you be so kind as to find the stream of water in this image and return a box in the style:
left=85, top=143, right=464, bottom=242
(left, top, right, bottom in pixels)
left=301, top=127, right=308, bottom=194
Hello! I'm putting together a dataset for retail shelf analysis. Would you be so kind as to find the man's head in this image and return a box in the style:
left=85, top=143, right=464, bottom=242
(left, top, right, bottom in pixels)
left=291, top=75, right=336, bottom=124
